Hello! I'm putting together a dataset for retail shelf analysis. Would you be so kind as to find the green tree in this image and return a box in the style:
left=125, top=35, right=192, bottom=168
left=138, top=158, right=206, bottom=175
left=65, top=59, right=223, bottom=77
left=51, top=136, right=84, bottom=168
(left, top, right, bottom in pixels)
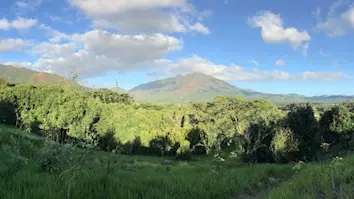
left=320, top=105, right=354, bottom=150
left=286, top=104, right=320, bottom=161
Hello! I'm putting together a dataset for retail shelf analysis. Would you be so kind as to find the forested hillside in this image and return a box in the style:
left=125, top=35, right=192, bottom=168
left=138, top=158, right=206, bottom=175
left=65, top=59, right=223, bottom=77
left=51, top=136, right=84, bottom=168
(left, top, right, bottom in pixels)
left=1, top=79, right=354, bottom=163
left=2, top=79, right=354, bottom=198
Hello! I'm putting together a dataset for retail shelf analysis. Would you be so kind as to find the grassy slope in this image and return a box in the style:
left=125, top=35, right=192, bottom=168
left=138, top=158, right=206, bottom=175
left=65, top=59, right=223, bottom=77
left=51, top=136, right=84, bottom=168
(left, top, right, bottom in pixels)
left=264, top=157, right=354, bottom=199
left=1, top=125, right=354, bottom=198
left=0, top=125, right=293, bottom=199
left=0, top=64, right=72, bottom=85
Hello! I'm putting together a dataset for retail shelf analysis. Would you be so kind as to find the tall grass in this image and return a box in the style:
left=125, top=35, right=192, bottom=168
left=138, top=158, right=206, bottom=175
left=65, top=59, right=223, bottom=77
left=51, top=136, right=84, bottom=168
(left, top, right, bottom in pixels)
left=0, top=125, right=294, bottom=199
left=2, top=124, right=354, bottom=199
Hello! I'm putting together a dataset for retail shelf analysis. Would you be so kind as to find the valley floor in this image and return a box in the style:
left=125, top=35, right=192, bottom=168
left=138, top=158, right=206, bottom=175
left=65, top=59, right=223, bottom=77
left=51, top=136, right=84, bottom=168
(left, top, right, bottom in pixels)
left=1, top=125, right=354, bottom=199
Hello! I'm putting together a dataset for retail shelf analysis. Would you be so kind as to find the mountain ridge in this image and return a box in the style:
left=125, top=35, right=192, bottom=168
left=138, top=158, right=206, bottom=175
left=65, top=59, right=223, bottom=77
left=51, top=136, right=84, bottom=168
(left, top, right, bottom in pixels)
left=129, top=72, right=354, bottom=103
left=0, top=64, right=72, bottom=85
left=1, top=64, right=353, bottom=103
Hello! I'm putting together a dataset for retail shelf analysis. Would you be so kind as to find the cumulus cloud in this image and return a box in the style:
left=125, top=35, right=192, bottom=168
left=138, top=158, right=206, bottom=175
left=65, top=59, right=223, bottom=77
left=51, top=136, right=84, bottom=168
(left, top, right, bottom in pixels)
left=0, top=18, right=10, bottom=30
left=249, top=11, right=311, bottom=53
left=275, top=59, right=285, bottom=66
left=0, top=17, right=37, bottom=31
left=39, top=24, right=71, bottom=43
left=342, top=7, right=354, bottom=26
left=316, top=1, right=354, bottom=37
left=69, top=0, right=210, bottom=34
left=316, top=18, right=347, bottom=37
left=11, top=18, right=38, bottom=30
left=151, top=55, right=348, bottom=81
left=3, top=61, right=33, bottom=68
left=29, top=30, right=182, bottom=78
left=0, top=39, right=32, bottom=52
left=301, top=71, right=348, bottom=81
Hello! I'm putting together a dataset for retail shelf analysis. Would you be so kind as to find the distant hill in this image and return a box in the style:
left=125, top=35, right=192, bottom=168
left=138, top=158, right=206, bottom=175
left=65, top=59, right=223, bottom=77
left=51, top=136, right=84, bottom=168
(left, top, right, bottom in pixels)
left=130, top=73, right=354, bottom=103
left=2, top=64, right=352, bottom=104
left=130, top=72, right=246, bottom=102
left=0, top=64, right=72, bottom=85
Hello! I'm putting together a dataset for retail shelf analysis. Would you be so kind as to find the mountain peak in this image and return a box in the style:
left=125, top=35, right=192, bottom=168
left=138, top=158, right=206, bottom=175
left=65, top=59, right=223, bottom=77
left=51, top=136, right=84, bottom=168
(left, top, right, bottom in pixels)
left=130, top=72, right=243, bottom=102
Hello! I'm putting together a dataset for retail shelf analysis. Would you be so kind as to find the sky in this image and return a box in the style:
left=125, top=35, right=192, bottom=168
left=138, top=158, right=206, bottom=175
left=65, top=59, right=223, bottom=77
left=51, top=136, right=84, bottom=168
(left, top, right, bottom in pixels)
left=0, top=0, right=354, bottom=96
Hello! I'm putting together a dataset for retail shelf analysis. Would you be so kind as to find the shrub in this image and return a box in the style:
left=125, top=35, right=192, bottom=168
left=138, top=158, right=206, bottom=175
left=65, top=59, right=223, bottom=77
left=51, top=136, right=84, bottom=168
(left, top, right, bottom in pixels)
left=176, top=150, right=193, bottom=161
left=271, top=127, right=299, bottom=163
left=39, top=141, right=75, bottom=173
left=241, top=120, right=274, bottom=163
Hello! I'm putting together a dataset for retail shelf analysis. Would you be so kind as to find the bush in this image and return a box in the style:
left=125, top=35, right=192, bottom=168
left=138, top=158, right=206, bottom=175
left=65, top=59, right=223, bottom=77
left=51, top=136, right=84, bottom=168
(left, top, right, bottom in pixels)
left=39, top=141, right=75, bottom=173
left=0, top=100, right=17, bottom=126
left=241, top=120, right=274, bottom=163
left=271, top=127, right=299, bottom=163
left=176, top=150, right=193, bottom=161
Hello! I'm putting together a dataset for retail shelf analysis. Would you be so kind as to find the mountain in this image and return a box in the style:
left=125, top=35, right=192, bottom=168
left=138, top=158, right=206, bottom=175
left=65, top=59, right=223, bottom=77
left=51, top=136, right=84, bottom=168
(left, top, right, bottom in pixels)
left=130, top=73, right=354, bottom=103
left=0, top=64, right=72, bottom=85
left=130, top=72, right=245, bottom=102
left=2, top=64, right=352, bottom=104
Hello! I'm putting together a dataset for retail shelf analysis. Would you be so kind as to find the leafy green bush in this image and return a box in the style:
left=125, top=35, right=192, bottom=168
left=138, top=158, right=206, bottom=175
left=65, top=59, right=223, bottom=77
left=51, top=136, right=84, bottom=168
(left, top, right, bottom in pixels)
left=271, top=127, right=299, bottom=163
left=39, top=141, right=75, bottom=173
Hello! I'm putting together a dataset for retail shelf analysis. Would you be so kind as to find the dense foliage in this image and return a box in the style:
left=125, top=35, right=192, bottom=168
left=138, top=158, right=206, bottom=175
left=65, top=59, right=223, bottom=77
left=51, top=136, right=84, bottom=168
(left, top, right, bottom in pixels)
left=1, top=80, right=354, bottom=163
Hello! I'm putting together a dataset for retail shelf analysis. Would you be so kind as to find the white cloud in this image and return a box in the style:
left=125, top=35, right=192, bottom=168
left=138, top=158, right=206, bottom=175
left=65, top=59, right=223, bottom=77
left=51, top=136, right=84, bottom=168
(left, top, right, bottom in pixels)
left=248, top=60, right=260, bottom=67
left=49, top=16, right=73, bottom=24
left=32, top=42, right=77, bottom=58
left=16, top=1, right=29, bottom=7
left=312, top=7, right=322, bottom=21
left=328, top=0, right=348, bottom=17
left=69, top=0, right=210, bottom=34
left=0, top=18, right=10, bottom=30
left=343, top=7, right=354, bottom=26
left=275, top=59, right=285, bottom=66
left=301, top=71, right=348, bottom=81
left=0, top=17, right=37, bottom=31
left=249, top=11, right=311, bottom=53
left=0, top=39, right=32, bottom=52
left=151, top=55, right=348, bottom=81
left=70, top=0, right=190, bottom=13
left=316, top=2, right=354, bottom=37
left=198, top=10, right=212, bottom=21
left=3, top=61, right=33, bottom=68
left=188, top=22, right=210, bottom=35
left=29, top=30, right=182, bottom=78
left=302, top=43, right=309, bottom=56
left=16, top=0, right=45, bottom=9
left=11, top=17, right=37, bottom=30
left=39, top=24, right=71, bottom=43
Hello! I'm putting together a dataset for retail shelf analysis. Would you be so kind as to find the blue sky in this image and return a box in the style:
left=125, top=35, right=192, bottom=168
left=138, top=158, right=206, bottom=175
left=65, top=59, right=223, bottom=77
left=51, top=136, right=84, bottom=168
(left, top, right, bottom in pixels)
left=0, top=0, right=354, bottom=96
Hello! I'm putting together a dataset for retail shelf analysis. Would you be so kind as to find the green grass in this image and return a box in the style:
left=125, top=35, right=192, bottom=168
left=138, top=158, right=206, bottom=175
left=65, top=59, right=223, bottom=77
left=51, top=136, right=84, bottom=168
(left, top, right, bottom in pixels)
left=263, top=156, right=354, bottom=199
left=0, top=124, right=294, bottom=199
left=2, top=124, right=354, bottom=199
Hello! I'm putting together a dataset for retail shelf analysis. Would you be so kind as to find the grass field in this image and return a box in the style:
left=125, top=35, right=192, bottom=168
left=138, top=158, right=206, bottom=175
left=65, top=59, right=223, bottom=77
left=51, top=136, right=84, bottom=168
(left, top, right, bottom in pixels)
left=1, top=124, right=354, bottom=199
